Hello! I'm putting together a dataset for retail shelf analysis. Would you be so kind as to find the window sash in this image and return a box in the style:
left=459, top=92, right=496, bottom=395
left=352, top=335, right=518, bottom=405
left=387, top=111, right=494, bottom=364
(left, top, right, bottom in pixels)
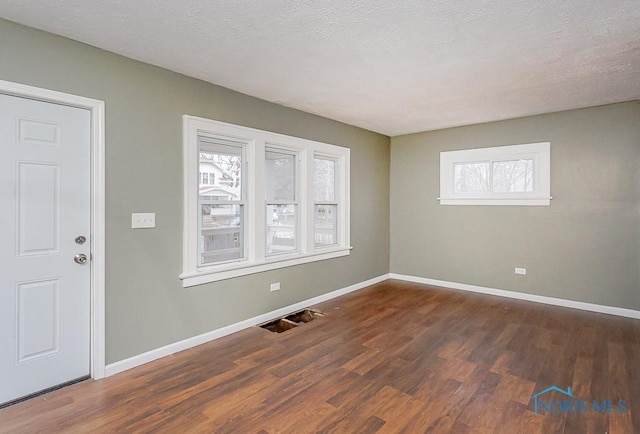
left=314, top=204, right=338, bottom=248
left=199, top=204, right=244, bottom=266
left=313, top=156, right=337, bottom=202
left=265, top=148, right=298, bottom=202
left=266, top=203, right=299, bottom=255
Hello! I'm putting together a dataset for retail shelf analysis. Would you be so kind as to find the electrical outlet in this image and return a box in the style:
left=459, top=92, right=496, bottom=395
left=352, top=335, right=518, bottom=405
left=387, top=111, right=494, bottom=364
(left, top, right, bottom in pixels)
left=270, top=282, right=281, bottom=292
left=515, top=267, right=527, bottom=275
left=132, top=213, right=156, bottom=229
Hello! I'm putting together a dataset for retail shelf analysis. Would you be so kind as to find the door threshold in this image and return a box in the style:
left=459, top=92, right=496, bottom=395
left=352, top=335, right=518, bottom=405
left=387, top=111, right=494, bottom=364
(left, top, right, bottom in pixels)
left=0, top=375, right=90, bottom=409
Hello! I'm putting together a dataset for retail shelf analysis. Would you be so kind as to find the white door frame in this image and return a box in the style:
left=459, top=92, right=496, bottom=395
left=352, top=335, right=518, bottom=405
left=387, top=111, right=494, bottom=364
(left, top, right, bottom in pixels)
left=0, top=79, right=106, bottom=379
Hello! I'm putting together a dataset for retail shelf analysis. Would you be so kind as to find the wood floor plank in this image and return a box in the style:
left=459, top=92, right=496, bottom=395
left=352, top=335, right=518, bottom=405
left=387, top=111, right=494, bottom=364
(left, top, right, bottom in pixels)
left=1, top=280, right=638, bottom=433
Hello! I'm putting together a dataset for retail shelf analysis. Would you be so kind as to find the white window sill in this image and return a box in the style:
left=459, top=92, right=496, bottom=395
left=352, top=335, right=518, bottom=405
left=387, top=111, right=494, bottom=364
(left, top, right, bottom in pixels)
left=179, top=246, right=352, bottom=287
left=439, top=197, right=552, bottom=206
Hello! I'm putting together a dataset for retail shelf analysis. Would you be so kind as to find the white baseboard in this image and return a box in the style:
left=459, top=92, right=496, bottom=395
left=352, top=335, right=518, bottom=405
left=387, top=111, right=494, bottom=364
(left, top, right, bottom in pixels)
left=390, top=273, right=640, bottom=320
left=104, top=274, right=388, bottom=377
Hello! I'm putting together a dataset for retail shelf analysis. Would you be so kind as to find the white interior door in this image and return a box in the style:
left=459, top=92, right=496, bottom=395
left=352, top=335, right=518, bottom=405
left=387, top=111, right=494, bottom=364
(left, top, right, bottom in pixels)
left=0, top=93, right=91, bottom=405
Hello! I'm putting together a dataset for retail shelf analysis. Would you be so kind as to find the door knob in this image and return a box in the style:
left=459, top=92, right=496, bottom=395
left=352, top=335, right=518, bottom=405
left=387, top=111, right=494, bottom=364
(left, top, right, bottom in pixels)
left=74, top=254, right=87, bottom=264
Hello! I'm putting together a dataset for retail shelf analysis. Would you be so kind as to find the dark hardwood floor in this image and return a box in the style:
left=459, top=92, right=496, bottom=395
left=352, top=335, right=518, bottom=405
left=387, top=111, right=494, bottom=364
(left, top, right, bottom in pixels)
left=1, top=280, right=639, bottom=433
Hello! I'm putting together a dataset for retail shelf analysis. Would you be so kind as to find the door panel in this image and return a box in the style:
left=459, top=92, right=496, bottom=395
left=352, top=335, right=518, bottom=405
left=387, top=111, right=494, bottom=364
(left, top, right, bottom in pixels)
left=17, top=162, right=61, bottom=256
left=0, top=94, right=91, bottom=405
left=17, top=278, right=60, bottom=362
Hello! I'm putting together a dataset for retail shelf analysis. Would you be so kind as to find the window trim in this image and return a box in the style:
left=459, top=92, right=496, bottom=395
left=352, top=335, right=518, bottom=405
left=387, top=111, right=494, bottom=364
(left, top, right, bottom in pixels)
left=439, top=142, right=551, bottom=206
left=181, top=115, right=350, bottom=287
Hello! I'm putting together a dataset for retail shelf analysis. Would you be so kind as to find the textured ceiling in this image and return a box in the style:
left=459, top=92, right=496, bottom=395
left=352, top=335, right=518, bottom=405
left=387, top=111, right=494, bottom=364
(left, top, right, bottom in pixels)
left=1, top=1, right=639, bottom=136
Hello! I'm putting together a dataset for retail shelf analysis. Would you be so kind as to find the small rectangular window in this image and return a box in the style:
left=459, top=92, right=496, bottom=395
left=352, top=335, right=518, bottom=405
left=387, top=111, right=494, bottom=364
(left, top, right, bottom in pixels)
left=440, top=142, right=550, bottom=206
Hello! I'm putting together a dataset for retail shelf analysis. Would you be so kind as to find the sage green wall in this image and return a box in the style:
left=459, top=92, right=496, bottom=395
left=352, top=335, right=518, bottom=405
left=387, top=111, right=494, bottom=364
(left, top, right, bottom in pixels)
left=0, top=18, right=390, bottom=363
left=391, top=102, right=640, bottom=311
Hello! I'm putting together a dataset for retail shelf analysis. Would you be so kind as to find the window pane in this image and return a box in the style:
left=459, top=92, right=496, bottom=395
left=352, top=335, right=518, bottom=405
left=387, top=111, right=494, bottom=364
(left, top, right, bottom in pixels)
left=199, top=142, right=242, bottom=201
left=492, top=159, right=534, bottom=193
left=314, top=158, right=336, bottom=202
left=266, top=204, right=297, bottom=254
left=266, top=150, right=296, bottom=201
left=315, top=205, right=337, bottom=247
left=200, top=204, right=243, bottom=264
left=454, top=162, right=489, bottom=193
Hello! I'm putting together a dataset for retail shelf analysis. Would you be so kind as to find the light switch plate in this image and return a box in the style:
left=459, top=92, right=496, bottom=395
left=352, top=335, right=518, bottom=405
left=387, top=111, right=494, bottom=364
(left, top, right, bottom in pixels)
left=132, top=213, right=156, bottom=229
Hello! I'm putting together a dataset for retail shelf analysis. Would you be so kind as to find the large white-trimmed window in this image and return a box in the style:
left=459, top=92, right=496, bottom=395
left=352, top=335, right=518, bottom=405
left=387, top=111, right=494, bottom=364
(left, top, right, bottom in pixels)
left=439, top=142, right=551, bottom=206
left=181, top=116, right=350, bottom=287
